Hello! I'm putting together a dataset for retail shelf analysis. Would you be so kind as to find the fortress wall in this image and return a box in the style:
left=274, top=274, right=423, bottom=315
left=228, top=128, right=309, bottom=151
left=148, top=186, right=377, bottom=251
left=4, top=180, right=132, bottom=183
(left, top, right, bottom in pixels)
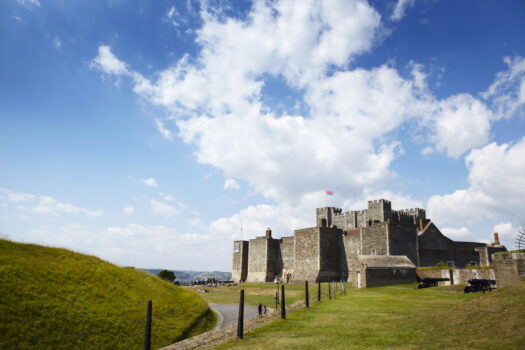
left=292, top=227, right=320, bottom=283
left=493, top=252, right=525, bottom=288
left=361, top=222, right=388, bottom=255
left=332, top=213, right=346, bottom=229
left=453, top=242, right=485, bottom=268
left=365, top=267, right=417, bottom=287
left=388, top=223, right=419, bottom=266
left=232, top=240, right=249, bottom=282
left=356, top=210, right=367, bottom=228
left=319, top=227, right=341, bottom=278
left=340, top=230, right=360, bottom=280
left=247, top=237, right=268, bottom=282
left=280, top=236, right=295, bottom=270
left=266, top=238, right=281, bottom=281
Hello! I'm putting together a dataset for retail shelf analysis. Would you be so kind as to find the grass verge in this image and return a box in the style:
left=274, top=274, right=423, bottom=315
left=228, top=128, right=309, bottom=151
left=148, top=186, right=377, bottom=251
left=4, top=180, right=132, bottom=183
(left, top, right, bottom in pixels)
left=216, top=282, right=525, bottom=349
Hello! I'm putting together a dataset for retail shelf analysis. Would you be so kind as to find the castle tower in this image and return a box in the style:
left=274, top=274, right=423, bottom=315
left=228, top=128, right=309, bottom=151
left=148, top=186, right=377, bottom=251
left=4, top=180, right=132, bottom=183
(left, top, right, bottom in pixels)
left=367, top=199, right=392, bottom=223
left=232, top=240, right=249, bottom=282
left=316, top=207, right=342, bottom=227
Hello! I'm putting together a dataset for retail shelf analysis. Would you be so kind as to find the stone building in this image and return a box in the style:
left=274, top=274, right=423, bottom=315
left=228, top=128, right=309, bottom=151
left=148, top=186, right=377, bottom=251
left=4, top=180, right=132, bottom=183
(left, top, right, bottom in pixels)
left=232, top=199, right=503, bottom=287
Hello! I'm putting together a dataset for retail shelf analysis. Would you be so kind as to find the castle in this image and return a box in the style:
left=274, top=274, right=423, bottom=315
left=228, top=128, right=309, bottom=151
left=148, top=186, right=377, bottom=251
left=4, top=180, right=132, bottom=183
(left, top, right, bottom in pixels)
left=232, top=199, right=505, bottom=287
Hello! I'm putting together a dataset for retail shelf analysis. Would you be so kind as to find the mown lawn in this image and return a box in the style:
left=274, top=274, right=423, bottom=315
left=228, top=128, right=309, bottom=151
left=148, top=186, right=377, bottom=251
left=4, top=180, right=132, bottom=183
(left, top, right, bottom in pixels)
left=193, top=281, right=343, bottom=307
left=0, top=239, right=216, bottom=350
left=217, top=282, right=525, bottom=349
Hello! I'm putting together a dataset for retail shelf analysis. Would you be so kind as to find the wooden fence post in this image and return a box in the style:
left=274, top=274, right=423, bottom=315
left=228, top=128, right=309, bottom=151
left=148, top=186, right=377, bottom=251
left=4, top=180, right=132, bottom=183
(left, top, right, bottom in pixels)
left=305, top=281, right=309, bottom=308
left=281, top=285, right=286, bottom=319
left=237, top=289, right=244, bottom=339
left=144, top=300, right=152, bottom=350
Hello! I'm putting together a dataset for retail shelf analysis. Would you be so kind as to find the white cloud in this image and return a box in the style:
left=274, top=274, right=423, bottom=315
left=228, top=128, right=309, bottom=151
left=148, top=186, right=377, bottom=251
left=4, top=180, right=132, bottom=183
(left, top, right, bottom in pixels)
left=155, top=119, right=174, bottom=140
left=150, top=198, right=179, bottom=216
left=429, top=94, right=493, bottom=158
left=391, top=0, right=415, bottom=22
left=441, top=227, right=475, bottom=241
left=17, top=0, right=40, bottom=7
left=428, top=137, right=525, bottom=227
left=224, top=178, right=240, bottom=191
left=90, top=1, right=525, bottom=247
left=54, top=37, right=61, bottom=48
left=90, top=45, right=130, bottom=76
left=13, top=16, right=22, bottom=21
left=123, top=206, right=135, bottom=214
left=0, top=188, right=102, bottom=217
left=481, top=56, right=525, bottom=119
left=139, top=177, right=158, bottom=187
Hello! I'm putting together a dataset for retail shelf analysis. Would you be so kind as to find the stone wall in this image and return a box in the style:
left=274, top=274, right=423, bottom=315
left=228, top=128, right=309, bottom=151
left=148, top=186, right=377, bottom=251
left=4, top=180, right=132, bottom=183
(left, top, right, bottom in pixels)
left=361, top=222, right=388, bottom=256
left=365, top=267, right=417, bottom=287
left=279, top=236, right=295, bottom=271
left=247, top=237, right=268, bottom=282
left=266, top=238, right=281, bottom=281
left=318, top=227, right=341, bottom=281
left=493, top=252, right=525, bottom=288
left=292, top=227, right=320, bottom=283
left=232, top=240, right=249, bottom=282
left=388, top=223, right=419, bottom=266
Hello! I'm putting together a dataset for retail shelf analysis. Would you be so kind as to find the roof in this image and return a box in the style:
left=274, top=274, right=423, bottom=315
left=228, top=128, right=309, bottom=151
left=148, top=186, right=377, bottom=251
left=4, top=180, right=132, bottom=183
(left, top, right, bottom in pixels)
left=358, top=255, right=416, bottom=268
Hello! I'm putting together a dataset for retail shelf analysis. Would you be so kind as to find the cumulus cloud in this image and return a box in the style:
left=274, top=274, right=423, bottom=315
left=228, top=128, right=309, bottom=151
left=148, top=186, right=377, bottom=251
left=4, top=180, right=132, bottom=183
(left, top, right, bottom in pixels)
left=91, top=1, right=525, bottom=241
left=139, top=177, right=158, bottom=187
left=0, top=188, right=102, bottom=217
left=428, top=137, right=525, bottom=227
left=391, top=0, right=415, bottom=22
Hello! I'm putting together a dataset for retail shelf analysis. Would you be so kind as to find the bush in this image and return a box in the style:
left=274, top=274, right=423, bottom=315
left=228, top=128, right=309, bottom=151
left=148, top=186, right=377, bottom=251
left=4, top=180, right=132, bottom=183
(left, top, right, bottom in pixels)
left=435, top=261, right=450, bottom=268
left=158, top=270, right=176, bottom=282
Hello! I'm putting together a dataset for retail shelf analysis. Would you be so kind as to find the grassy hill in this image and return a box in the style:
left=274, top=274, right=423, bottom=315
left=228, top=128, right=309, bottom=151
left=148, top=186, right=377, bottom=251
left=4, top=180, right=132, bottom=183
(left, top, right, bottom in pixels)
left=0, top=239, right=216, bottom=350
left=217, top=282, right=525, bottom=349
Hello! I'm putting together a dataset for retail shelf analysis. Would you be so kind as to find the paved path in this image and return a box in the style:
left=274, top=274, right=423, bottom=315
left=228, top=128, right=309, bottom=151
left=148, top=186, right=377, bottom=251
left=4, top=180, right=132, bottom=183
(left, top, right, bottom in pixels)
left=210, top=304, right=259, bottom=329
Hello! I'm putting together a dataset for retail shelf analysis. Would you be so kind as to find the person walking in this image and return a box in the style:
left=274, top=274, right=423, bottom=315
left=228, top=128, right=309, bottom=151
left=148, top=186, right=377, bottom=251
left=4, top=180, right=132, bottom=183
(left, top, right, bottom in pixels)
left=263, top=305, right=267, bottom=315
left=258, top=303, right=262, bottom=317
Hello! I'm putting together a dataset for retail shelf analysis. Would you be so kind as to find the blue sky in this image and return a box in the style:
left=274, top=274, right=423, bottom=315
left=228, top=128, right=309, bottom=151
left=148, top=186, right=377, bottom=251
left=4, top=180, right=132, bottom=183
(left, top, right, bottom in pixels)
left=1, top=0, right=524, bottom=271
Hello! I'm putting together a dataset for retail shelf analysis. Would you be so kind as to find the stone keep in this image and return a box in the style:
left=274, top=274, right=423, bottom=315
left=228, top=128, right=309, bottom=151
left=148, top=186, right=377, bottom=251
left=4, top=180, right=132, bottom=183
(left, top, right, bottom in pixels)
left=232, top=199, right=493, bottom=287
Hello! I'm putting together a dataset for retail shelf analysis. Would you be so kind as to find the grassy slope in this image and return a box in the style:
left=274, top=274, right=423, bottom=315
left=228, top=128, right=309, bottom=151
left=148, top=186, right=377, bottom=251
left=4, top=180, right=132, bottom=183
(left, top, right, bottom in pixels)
left=218, top=283, right=525, bottom=349
left=0, top=239, right=216, bottom=350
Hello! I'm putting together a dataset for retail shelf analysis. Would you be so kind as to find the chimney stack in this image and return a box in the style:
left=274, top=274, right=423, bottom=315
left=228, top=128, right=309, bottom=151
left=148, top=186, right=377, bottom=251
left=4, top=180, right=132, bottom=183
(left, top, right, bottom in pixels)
left=266, top=227, right=272, bottom=238
left=494, top=232, right=500, bottom=246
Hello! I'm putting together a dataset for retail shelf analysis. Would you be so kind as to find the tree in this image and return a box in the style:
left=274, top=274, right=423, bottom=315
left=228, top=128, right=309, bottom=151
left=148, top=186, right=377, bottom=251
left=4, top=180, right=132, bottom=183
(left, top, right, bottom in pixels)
left=158, top=270, right=176, bottom=283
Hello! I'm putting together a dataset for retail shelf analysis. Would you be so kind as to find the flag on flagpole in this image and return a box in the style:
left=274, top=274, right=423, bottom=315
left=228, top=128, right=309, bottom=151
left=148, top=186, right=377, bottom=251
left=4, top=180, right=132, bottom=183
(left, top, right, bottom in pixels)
left=325, top=190, right=334, bottom=195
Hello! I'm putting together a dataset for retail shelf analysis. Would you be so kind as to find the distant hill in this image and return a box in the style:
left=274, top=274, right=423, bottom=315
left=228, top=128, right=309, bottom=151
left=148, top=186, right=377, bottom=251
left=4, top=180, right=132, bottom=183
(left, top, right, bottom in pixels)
left=0, top=239, right=216, bottom=350
left=140, top=269, right=232, bottom=282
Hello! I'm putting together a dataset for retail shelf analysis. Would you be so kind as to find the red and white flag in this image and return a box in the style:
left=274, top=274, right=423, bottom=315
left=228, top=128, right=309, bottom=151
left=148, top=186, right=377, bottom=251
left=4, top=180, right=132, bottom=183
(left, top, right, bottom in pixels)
left=325, top=190, right=334, bottom=195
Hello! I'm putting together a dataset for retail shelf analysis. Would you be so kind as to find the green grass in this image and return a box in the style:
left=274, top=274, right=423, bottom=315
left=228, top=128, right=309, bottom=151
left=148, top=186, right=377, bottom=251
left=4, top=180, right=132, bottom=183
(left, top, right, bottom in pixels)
left=0, top=239, right=216, bottom=350
left=193, top=282, right=342, bottom=306
left=217, top=282, right=525, bottom=349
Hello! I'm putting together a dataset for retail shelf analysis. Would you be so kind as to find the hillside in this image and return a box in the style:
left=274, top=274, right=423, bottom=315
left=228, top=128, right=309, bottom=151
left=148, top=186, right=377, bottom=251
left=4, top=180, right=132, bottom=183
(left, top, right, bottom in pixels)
left=0, top=239, right=216, bottom=350
left=140, top=269, right=231, bottom=282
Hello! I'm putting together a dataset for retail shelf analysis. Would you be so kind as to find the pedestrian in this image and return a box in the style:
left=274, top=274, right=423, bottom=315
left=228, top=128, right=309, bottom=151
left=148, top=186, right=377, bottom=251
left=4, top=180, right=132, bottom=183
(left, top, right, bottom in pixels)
left=258, top=303, right=262, bottom=317
left=263, top=305, right=267, bottom=315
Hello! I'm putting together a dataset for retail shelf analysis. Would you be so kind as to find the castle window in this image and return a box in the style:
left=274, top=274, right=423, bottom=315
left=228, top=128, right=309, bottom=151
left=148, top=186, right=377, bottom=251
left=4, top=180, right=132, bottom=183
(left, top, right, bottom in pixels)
left=235, top=243, right=240, bottom=253
left=371, top=249, right=376, bottom=256
left=321, top=218, right=327, bottom=227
